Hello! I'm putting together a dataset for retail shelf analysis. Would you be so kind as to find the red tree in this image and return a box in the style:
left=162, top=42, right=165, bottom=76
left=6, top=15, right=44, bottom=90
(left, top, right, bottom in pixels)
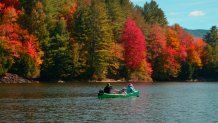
left=0, top=3, right=4, bottom=11
left=160, top=27, right=182, bottom=78
left=174, top=24, right=195, bottom=62
left=1, top=0, right=20, bottom=9
left=121, top=18, right=146, bottom=69
left=194, top=38, right=206, bottom=55
left=163, top=47, right=181, bottom=77
left=147, top=24, right=166, bottom=61
left=0, top=2, right=42, bottom=65
left=121, top=18, right=152, bottom=80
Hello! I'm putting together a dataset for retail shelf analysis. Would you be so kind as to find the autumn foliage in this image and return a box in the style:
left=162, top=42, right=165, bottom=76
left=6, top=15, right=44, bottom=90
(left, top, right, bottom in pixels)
left=121, top=18, right=146, bottom=69
left=146, top=24, right=166, bottom=61
left=0, top=0, right=42, bottom=77
left=0, top=0, right=214, bottom=81
left=121, top=18, right=152, bottom=81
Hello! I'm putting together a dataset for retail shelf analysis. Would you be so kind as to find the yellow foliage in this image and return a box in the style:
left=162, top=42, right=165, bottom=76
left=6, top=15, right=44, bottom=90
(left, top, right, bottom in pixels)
left=187, top=46, right=202, bottom=67
left=166, top=28, right=180, bottom=50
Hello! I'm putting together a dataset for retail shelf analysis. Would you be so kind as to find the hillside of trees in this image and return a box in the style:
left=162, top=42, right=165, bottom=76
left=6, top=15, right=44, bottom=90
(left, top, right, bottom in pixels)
left=185, top=29, right=209, bottom=38
left=0, top=0, right=217, bottom=82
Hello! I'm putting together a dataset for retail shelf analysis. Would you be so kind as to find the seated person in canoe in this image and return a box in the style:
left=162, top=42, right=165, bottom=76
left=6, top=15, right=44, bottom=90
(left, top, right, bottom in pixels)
left=127, top=83, right=136, bottom=93
left=104, top=83, right=113, bottom=93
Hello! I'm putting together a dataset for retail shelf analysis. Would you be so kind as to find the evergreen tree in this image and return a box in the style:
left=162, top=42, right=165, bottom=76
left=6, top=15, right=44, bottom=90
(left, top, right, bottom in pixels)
left=42, top=0, right=57, bottom=32
left=42, top=18, right=73, bottom=79
left=105, top=0, right=125, bottom=41
left=143, top=0, right=168, bottom=26
left=201, top=26, right=218, bottom=79
left=71, top=0, right=92, bottom=78
left=204, top=26, right=218, bottom=47
left=90, top=0, right=113, bottom=80
left=120, top=0, right=133, bottom=19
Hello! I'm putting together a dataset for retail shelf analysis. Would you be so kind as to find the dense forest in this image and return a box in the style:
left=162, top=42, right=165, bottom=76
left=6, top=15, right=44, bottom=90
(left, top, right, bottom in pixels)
left=0, top=0, right=217, bottom=81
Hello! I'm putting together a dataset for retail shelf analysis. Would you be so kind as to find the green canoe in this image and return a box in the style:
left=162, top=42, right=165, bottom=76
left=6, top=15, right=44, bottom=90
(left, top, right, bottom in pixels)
left=98, top=91, right=139, bottom=99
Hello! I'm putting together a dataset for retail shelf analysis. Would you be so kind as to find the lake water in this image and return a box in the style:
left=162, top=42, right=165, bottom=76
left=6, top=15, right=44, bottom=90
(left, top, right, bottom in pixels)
left=0, top=82, right=218, bottom=123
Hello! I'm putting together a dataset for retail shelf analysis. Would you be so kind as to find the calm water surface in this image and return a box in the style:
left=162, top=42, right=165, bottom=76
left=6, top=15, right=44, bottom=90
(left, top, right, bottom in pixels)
left=0, top=82, right=218, bottom=123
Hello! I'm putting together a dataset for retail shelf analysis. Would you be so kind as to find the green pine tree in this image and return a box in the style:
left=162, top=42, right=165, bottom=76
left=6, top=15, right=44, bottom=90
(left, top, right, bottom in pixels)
left=70, top=0, right=93, bottom=78
left=42, top=18, right=73, bottom=79
left=28, top=1, right=50, bottom=49
left=204, top=26, right=218, bottom=47
left=143, top=0, right=168, bottom=26
left=105, top=0, right=125, bottom=41
left=120, top=0, right=133, bottom=19
left=201, top=26, right=218, bottom=79
left=90, top=1, right=113, bottom=80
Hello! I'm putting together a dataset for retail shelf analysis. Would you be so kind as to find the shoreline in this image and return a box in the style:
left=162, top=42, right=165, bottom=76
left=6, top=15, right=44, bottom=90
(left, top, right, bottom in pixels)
left=0, top=73, right=218, bottom=84
left=0, top=73, right=39, bottom=84
left=88, top=80, right=153, bottom=83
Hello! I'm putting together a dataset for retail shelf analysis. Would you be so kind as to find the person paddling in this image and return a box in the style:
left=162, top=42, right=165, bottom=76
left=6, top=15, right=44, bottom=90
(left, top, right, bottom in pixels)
left=127, top=83, right=136, bottom=93
left=104, top=83, right=112, bottom=93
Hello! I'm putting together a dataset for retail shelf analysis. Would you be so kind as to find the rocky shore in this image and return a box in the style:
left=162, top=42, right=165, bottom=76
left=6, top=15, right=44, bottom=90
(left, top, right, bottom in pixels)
left=0, top=73, right=39, bottom=84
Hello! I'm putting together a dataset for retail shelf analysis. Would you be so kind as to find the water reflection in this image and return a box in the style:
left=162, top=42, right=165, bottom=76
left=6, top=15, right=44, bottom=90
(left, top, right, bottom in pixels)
left=0, top=82, right=218, bottom=122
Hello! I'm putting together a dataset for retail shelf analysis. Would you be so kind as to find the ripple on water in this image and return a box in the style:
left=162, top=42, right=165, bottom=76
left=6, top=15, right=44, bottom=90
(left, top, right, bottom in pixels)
left=1, top=82, right=218, bottom=122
